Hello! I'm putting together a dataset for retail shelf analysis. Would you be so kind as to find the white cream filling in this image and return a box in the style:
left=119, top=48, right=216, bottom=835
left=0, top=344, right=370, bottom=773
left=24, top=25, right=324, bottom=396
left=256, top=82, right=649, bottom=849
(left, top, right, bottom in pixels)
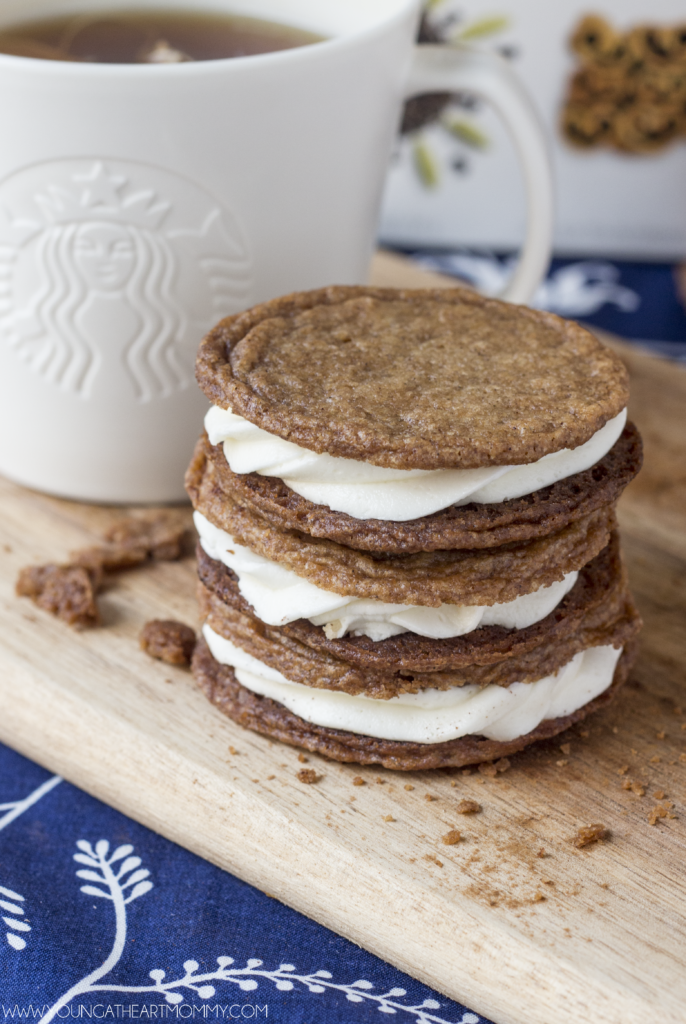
left=195, top=511, right=578, bottom=642
left=205, top=406, right=627, bottom=523
left=203, top=624, right=621, bottom=744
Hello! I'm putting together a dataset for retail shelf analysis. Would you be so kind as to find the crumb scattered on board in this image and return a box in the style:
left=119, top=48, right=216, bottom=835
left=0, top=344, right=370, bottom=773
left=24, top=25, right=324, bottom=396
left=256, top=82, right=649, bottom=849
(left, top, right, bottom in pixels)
left=15, top=563, right=100, bottom=629
left=648, top=802, right=676, bottom=825
left=140, top=620, right=196, bottom=666
left=424, top=854, right=443, bottom=867
left=442, top=830, right=462, bottom=845
left=102, top=512, right=187, bottom=561
left=297, top=769, right=320, bottom=784
left=16, top=511, right=188, bottom=629
left=456, top=799, right=481, bottom=814
left=478, top=758, right=511, bottom=777
left=572, top=824, right=609, bottom=848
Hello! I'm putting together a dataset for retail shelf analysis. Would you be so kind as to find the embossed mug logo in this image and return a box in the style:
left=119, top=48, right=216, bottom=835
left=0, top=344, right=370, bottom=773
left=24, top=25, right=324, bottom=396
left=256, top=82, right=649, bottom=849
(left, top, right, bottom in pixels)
left=0, top=160, right=252, bottom=402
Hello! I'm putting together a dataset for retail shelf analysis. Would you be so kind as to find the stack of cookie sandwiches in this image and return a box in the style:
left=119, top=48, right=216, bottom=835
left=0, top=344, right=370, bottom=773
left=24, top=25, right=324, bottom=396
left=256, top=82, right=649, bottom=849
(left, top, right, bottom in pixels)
left=186, top=287, right=642, bottom=770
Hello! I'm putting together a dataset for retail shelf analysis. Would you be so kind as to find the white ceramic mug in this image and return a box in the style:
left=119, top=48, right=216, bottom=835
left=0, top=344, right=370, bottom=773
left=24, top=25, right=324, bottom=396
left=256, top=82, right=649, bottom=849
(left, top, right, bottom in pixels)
left=0, top=0, right=553, bottom=503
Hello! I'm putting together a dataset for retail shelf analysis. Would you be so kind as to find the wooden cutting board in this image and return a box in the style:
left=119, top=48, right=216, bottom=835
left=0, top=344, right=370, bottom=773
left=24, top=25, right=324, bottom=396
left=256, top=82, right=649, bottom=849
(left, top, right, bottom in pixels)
left=1, top=252, right=684, bottom=1024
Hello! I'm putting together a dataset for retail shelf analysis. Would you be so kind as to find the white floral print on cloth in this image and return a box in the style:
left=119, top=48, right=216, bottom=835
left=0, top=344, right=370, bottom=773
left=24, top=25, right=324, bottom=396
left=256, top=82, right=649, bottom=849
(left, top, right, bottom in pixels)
left=0, top=743, right=490, bottom=1024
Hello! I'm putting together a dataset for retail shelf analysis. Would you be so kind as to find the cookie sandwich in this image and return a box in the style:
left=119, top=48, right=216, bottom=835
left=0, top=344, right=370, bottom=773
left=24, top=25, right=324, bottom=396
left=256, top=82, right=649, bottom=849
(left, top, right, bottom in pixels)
left=186, top=286, right=642, bottom=770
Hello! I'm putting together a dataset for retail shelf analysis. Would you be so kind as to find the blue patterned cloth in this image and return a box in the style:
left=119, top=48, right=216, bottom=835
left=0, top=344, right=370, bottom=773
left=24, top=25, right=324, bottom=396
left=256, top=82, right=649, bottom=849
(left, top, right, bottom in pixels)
left=0, top=741, right=490, bottom=1024
left=400, top=249, right=686, bottom=363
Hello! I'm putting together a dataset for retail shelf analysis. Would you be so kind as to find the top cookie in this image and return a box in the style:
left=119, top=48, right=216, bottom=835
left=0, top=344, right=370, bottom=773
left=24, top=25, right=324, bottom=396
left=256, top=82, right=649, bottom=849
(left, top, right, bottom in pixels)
left=196, top=286, right=629, bottom=470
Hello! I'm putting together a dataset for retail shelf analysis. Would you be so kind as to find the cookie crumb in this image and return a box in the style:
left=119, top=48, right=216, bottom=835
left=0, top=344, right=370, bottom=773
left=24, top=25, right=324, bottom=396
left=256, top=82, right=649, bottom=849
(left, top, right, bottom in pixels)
left=383, top=814, right=395, bottom=822
left=648, top=805, right=668, bottom=825
left=352, top=776, right=365, bottom=786
left=556, top=759, right=569, bottom=767
left=536, top=849, right=547, bottom=859
left=404, top=784, right=414, bottom=791
left=229, top=746, right=239, bottom=756
left=653, top=789, right=666, bottom=800
left=424, top=794, right=436, bottom=802
left=267, top=775, right=275, bottom=781
left=104, top=511, right=187, bottom=561
left=571, top=824, right=609, bottom=848
left=560, top=743, right=571, bottom=755
left=424, top=854, right=443, bottom=867
left=478, top=763, right=498, bottom=777
left=532, top=892, right=546, bottom=903
left=298, top=753, right=309, bottom=763
left=375, top=777, right=385, bottom=785
left=140, top=619, right=196, bottom=666
left=16, top=563, right=100, bottom=628
left=650, top=755, right=661, bottom=764
left=74, top=513, right=187, bottom=573
left=441, top=830, right=462, bottom=845
left=456, top=799, right=481, bottom=815
left=617, top=765, right=629, bottom=775
left=631, top=782, right=646, bottom=797
left=297, top=768, right=320, bottom=784
left=656, top=731, right=666, bottom=740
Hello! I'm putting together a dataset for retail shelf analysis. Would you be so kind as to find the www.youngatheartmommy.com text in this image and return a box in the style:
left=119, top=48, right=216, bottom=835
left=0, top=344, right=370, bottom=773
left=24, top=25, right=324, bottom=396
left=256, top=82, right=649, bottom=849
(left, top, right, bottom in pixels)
left=3, top=1008, right=267, bottom=1020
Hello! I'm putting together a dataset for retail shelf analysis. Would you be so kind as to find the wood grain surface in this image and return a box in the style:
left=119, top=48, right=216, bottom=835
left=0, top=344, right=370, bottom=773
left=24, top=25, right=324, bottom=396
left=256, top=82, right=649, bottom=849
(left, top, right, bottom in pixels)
left=0, top=251, right=684, bottom=1024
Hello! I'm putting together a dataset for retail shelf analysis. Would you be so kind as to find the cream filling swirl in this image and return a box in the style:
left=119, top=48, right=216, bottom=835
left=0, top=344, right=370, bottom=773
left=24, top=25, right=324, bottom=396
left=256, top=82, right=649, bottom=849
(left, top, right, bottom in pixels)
left=195, top=511, right=577, bottom=642
left=203, top=625, right=621, bottom=744
left=205, top=406, right=627, bottom=523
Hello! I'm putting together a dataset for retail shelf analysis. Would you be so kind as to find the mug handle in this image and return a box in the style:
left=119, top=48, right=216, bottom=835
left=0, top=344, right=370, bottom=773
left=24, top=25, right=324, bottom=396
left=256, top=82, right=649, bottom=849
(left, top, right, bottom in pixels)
left=404, top=44, right=554, bottom=305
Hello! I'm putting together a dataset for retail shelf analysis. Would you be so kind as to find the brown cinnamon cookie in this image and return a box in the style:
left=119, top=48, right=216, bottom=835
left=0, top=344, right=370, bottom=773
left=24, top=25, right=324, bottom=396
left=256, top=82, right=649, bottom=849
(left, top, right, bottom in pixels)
left=199, top=571, right=639, bottom=698
left=188, top=463, right=615, bottom=606
left=196, top=532, right=638, bottom=688
left=191, top=638, right=638, bottom=770
left=187, top=423, right=641, bottom=554
left=195, top=286, right=628, bottom=470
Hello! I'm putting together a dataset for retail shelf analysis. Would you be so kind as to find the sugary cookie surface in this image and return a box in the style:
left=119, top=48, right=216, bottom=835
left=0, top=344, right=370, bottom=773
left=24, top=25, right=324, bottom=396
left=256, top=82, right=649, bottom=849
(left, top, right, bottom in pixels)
left=196, top=286, right=629, bottom=470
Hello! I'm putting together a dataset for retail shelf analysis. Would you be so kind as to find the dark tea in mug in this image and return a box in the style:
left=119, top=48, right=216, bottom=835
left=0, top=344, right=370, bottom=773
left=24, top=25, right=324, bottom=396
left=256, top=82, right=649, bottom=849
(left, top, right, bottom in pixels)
left=0, top=8, right=324, bottom=63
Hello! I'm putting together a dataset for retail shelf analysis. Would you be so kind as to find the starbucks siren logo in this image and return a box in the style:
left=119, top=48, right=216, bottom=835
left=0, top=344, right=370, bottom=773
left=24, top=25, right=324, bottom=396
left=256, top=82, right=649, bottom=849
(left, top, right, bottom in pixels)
left=0, top=159, right=252, bottom=402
